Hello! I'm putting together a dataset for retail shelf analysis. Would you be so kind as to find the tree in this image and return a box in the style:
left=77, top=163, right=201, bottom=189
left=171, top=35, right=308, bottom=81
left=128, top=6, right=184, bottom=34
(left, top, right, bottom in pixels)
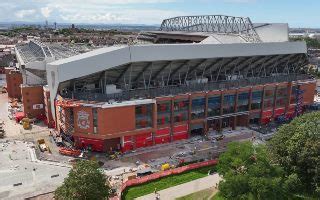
left=55, top=160, right=109, bottom=200
left=217, top=141, right=288, bottom=200
left=268, top=112, right=320, bottom=196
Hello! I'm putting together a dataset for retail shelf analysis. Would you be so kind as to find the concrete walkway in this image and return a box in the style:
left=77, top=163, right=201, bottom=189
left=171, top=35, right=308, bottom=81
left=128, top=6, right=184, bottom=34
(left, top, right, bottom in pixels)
left=136, top=174, right=222, bottom=200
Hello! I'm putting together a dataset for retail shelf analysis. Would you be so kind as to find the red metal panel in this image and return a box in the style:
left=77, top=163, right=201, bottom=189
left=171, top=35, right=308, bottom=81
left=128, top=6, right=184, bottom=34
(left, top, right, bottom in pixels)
left=78, top=137, right=104, bottom=152
left=173, top=124, right=188, bottom=133
left=262, top=110, right=273, bottom=118
left=286, top=112, right=295, bottom=119
left=135, top=132, right=153, bottom=149
left=261, top=117, right=272, bottom=125
left=155, top=128, right=171, bottom=144
left=155, top=136, right=170, bottom=144
left=274, top=108, right=285, bottom=117
left=173, top=133, right=188, bottom=141
left=156, top=128, right=170, bottom=136
left=288, top=106, right=295, bottom=113
left=123, top=143, right=133, bottom=152
left=124, top=136, right=132, bottom=142
left=173, top=124, right=188, bottom=141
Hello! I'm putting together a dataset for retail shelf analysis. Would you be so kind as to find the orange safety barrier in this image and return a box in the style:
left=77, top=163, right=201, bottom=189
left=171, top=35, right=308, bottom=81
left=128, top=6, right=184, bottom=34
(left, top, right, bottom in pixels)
left=59, top=147, right=81, bottom=157
left=55, top=99, right=82, bottom=108
left=120, top=159, right=218, bottom=195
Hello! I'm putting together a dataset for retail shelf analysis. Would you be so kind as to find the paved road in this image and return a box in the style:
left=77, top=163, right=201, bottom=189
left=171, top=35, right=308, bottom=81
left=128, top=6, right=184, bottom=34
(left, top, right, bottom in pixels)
left=0, top=140, right=70, bottom=200
left=136, top=174, right=222, bottom=200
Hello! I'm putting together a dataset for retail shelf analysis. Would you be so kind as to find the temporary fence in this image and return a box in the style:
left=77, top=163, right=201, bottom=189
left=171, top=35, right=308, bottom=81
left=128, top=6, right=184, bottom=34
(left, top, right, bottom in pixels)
left=119, top=159, right=218, bottom=197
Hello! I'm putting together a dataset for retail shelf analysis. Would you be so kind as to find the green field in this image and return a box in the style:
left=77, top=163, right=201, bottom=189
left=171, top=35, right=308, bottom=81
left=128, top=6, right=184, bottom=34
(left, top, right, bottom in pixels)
left=122, top=165, right=216, bottom=200
left=175, top=187, right=217, bottom=200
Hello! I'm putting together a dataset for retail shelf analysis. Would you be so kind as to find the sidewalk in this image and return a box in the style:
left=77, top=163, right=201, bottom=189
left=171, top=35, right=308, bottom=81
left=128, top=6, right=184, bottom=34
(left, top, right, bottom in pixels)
left=136, top=174, right=222, bottom=200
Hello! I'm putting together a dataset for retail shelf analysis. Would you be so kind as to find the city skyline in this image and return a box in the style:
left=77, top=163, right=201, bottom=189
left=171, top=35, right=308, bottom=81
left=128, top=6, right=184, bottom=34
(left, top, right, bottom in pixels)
left=0, top=0, right=319, bottom=28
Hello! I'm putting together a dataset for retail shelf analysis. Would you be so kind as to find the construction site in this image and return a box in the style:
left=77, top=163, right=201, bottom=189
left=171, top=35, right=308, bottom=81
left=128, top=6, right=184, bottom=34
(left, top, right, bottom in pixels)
left=0, top=15, right=318, bottom=199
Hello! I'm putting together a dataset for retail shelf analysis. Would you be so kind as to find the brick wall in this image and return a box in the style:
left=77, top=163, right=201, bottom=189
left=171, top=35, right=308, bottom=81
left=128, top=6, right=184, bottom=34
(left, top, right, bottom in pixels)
left=5, top=68, right=22, bottom=99
left=300, top=82, right=316, bottom=105
left=97, top=106, right=135, bottom=135
left=21, top=85, right=45, bottom=118
left=73, top=106, right=94, bottom=134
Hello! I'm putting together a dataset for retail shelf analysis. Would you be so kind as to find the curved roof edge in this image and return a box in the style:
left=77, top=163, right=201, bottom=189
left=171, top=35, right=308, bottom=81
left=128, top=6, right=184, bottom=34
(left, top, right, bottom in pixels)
left=48, top=41, right=307, bottom=84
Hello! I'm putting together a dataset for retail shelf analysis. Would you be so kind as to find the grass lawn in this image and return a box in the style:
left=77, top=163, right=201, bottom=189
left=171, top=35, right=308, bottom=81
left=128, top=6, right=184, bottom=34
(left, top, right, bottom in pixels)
left=211, top=192, right=225, bottom=200
left=210, top=192, right=318, bottom=200
left=175, top=187, right=217, bottom=200
left=122, top=165, right=216, bottom=200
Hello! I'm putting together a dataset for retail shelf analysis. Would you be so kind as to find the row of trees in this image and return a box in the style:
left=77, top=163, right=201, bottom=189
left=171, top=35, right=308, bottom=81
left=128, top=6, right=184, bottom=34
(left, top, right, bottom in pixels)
left=217, top=112, right=320, bottom=199
left=290, top=37, right=320, bottom=49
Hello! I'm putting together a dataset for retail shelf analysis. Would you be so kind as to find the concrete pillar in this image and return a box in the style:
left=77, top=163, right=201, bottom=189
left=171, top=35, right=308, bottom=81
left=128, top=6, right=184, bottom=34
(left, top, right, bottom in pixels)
left=170, top=98, right=174, bottom=142
left=235, top=90, right=239, bottom=113
left=272, top=85, right=278, bottom=119
left=152, top=102, right=157, bottom=145
left=260, top=86, right=266, bottom=125
left=188, top=94, right=192, bottom=138
left=232, top=116, right=236, bottom=130
left=204, top=92, right=209, bottom=136
left=286, top=82, right=293, bottom=114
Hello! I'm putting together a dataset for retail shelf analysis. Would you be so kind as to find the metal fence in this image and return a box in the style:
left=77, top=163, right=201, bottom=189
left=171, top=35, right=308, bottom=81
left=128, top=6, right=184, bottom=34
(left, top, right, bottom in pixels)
left=63, top=74, right=311, bottom=102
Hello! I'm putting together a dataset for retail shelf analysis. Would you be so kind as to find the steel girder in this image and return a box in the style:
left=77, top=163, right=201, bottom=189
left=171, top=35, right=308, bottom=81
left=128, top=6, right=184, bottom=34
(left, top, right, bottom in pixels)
left=159, top=15, right=262, bottom=43
left=151, top=61, right=172, bottom=80
left=85, top=53, right=309, bottom=91
left=114, top=64, right=131, bottom=83
left=133, top=63, right=153, bottom=82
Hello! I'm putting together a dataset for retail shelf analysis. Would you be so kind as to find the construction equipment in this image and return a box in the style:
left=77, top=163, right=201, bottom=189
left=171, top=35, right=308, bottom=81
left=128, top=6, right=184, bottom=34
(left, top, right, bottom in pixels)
left=38, top=139, right=48, bottom=152
left=21, top=117, right=30, bottom=130
left=215, top=135, right=225, bottom=141
left=161, top=163, right=171, bottom=171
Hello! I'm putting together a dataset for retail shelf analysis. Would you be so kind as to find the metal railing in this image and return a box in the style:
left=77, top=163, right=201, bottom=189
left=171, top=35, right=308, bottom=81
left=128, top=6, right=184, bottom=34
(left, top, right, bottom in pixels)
left=62, top=74, right=311, bottom=102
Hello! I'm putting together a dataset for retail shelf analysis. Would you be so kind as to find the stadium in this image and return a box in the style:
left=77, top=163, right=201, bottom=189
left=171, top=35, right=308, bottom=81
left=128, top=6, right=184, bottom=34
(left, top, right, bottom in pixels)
left=10, top=15, right=316, bottom=152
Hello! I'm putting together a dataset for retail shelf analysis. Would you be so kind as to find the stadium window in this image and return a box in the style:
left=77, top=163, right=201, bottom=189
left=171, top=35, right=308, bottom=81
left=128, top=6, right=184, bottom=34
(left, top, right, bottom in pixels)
left=174, top=99, right=189, bottom=111
left=264, top=88, right=275, bottom=98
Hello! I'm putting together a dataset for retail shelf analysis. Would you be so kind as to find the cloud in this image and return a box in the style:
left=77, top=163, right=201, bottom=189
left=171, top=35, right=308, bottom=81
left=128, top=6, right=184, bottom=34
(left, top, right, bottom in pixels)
left=41, top=7, right=52, bottom=18
left=60, top=9, right=185, bottom=24
left=15, top=9, right=37, bottom=19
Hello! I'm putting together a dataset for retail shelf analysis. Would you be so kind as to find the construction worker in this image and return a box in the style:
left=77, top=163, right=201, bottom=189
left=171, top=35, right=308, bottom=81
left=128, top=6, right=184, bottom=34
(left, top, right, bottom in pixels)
left=156, top=192, right=160, bottom=200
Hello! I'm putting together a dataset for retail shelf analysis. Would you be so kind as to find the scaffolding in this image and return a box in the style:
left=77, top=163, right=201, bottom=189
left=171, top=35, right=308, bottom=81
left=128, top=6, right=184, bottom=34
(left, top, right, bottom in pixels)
left=56, top=99, right=81, bottom=147
left=295, top=85, right=304, bottom=117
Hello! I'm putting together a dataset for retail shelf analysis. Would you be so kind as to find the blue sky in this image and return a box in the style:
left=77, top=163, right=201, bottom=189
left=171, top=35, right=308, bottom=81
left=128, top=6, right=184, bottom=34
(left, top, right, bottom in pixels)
left=0, top=0, right=318, bottom=27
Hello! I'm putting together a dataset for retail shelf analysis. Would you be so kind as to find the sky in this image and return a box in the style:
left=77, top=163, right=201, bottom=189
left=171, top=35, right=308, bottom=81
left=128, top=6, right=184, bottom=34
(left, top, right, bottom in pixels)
left=0, top=0, right=318, bottom=28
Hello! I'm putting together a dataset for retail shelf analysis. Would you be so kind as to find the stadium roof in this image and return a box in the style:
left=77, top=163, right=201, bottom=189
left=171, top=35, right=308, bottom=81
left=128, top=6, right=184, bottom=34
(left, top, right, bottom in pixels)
left=15, top=40, right=94, bottom=65
left=137, top=15, right=289, bottom=44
